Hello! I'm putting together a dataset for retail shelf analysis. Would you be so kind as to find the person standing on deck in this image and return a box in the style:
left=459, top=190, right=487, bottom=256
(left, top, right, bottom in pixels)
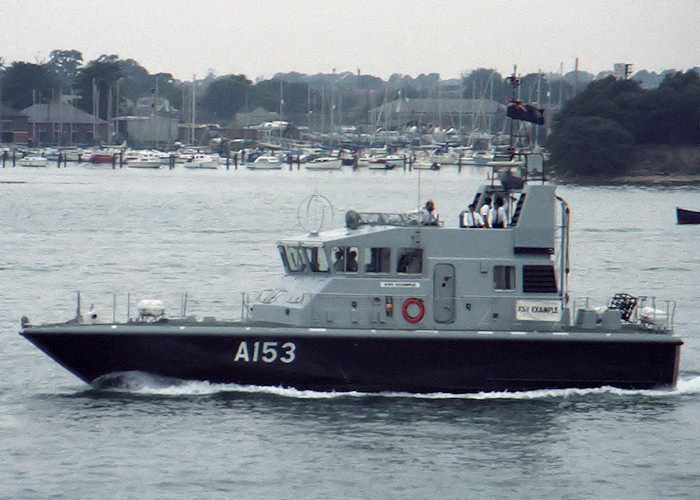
left=480, top=197, right=492, bottom=228
left=462, top=203, right=484, bottom=228
left=488, top=196, right=508, bottom=228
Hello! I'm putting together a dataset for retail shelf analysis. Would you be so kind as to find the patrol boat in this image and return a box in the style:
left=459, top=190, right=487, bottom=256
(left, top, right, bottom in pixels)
left=19, top=155, right=682, bottom=393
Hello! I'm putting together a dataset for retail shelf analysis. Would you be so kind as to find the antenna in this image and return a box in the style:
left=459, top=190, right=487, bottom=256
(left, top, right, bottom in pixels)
left=507, top=66, right=521, bottom=151
left=414, top=169, right=424, bottom=245
left=416, top=169, right=422, bottom=216
left=297, top=194, right=334, bottom=235
left=75, top=291, right=82, bottom=321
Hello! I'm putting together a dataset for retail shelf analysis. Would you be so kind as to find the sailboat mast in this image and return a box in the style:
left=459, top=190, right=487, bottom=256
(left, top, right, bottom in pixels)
left=535, top=70, right=542, bottom=148
left=508, top=66, right=520, bottom=151
left=191, top=75, right=196, bottom=145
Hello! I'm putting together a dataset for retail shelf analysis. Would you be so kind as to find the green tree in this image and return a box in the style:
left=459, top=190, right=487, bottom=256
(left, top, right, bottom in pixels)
left=638, top=71, right=700, bottom=145
left=548, top=116, right=634, bottom=177
left=1, top=61, right=56, bottom=109
left=461, top=69, right=505, bottom=102
left=46, top=49, right=83, bottom=89
left=118, top=58, right=153, bottom=105
left=548, top=71, right=700, bottom=177
left=153, top=73, right=181, bottom=109
left=199, top=74, right=252, bottom=122
left=554, top=76, right=645, bottom=135
left=74, top=55, right=123, bottom=118
left=248, top=78, right=283, bottom=116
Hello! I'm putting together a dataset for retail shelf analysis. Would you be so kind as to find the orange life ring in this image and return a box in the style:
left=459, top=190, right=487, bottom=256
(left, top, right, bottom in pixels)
left=402, top=298, right=425, bottom=323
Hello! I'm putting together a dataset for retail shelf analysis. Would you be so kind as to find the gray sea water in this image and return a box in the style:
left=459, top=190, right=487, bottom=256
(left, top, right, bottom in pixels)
left=1, top=164, right=699, bottom=498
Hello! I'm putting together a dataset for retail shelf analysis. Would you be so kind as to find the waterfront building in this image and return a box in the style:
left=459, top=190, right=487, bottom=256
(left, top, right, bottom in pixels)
left=21, top=101, right=107, bottom=146
left=0, top=104, right=29, bottom=143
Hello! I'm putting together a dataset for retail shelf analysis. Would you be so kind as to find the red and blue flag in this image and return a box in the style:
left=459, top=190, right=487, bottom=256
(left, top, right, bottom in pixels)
left=506, top=99, right=545, bottom=125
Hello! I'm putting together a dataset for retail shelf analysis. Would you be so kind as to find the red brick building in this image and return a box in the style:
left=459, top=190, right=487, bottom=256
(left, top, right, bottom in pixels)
left=0, top=104, right=29, bottom=143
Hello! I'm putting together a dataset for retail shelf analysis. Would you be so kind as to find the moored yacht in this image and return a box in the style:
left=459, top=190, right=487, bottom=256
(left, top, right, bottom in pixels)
left=126, top=151, right=163, bottom=169
left=18, top=155, right=48, bottom=167
left=247, top=154, right=284, bottom=170
left=305, top=156, right=342, bottom=170
left=185, top=153, right=220, bottom=169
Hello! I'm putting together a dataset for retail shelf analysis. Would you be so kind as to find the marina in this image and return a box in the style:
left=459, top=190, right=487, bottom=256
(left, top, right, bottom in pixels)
left=1, top=142, right=509, bottom=174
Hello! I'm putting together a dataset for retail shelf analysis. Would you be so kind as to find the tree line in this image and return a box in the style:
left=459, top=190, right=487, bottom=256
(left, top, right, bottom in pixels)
left=547, top=71, right=700, bottom=177
left=1, top=50, right=579, bottom=131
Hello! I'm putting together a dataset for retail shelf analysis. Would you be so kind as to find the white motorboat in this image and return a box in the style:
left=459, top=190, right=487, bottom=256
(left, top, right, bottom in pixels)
left=412, top=159, right=441, bottom=170
left=18, top=156, right=48, bottom=167
left=127, top=152, right=162, bottom=169
left=185, top=153, right=220, bottom=169
left=247, top=155, right=284, bottom=170
left=305, top=156, right=342, bottom=170
left=366, top=154, right=402, bottom=170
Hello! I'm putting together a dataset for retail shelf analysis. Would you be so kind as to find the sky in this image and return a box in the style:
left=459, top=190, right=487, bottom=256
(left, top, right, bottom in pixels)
left=1, top=0, right=698, bottom=81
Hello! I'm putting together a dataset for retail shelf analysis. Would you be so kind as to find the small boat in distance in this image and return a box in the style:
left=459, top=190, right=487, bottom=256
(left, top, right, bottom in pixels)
left=247, top=155, right=284, bottom=170
left=305, top=156, right=342, bottom=170
left=126, top=151, right=162, bottom=169
left=18, top=156, right=48, bottom=167
left=88, top=152, right=114, bottom=163
left=413, top=159, right=441, bottom=170
left=676, top=207, right=700, bottom=225
left=185, top=153, right=220, bottom=169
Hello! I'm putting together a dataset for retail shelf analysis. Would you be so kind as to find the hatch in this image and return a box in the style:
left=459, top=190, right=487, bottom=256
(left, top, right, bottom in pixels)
left=433, top=264, right=456, bottom=323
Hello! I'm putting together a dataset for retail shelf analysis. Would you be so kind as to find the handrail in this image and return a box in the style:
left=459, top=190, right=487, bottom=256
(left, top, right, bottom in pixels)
left=555, top=195, right=570, bottom=304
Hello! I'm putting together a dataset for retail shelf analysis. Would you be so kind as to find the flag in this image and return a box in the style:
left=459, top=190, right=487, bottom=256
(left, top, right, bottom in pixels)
left=507, top=99, right=545, bottom=125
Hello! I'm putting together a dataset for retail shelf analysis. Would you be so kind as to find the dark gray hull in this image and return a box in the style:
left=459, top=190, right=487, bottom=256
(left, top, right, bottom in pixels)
left=676, top=207, right=700, bottom=224
left=20, top=323, right=682, bottom=393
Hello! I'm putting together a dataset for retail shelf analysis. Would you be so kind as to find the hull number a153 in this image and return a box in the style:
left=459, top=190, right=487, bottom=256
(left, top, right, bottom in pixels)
left=234, top=341, right=296, bottom=363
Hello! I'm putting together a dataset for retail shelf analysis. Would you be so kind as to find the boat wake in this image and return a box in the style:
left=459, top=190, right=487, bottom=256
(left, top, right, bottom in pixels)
left=91, top=371, right=700, bottom=400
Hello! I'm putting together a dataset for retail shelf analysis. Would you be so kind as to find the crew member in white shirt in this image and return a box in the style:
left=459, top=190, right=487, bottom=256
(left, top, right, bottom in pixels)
left=479, top=197, right=492, bottom=228
left=462, top=203, right=484, bottom=228
left=488, top=196, right=508, bottom=228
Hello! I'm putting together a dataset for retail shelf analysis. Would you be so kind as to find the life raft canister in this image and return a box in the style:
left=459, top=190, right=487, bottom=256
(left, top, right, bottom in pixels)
left=401, top=298, right=425, bottom=323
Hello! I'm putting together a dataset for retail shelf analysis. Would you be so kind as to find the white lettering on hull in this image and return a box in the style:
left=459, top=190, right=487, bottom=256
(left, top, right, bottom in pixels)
left=234, top=341, right=296, bottom=363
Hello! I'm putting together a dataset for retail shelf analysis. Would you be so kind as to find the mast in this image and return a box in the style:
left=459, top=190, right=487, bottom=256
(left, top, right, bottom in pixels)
left=558, top=62, right=563, bottom=109
left=535, top=70, right=542, bottom=148
left=506, top=66, right=521, bottom=152
left=488, top=71, right=494, bottom=136
left=91, top=79, right=97, bottom=143
left=191, top=75, right=196, bottom=145
left=107, top=86, right=112, bottom=144
left=279, top=79, right=284, bottom=118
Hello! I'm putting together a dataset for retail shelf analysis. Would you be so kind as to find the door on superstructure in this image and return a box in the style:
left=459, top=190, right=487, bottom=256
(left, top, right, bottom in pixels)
left=433, top=263, right=456, bottom=323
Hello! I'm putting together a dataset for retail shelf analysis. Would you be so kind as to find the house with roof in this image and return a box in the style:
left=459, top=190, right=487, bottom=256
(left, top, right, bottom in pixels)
left=21, top=101, right=107, bottom=145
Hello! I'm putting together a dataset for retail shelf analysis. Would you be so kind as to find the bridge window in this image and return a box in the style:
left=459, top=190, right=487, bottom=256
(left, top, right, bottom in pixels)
left=304, top=246, right=329, bottom=273
left=278, top=246, right=289, bottom=270
left=397, top=248, right=423, bottom=274
left=332, top=246, right=359, bottom=273
left=365, top=247, right=391, bottom=273
left=494, top=265, right=516, bottom=290
left=282, top=246, right=307, bottom=273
